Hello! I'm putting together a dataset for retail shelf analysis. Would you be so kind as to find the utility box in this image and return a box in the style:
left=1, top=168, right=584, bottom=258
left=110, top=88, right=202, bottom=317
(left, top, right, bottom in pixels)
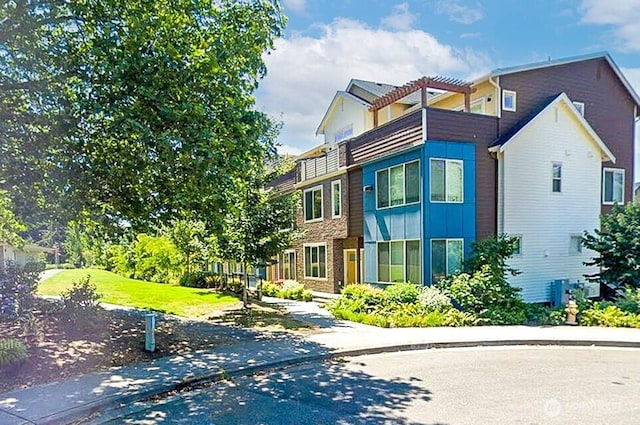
left=551, top=279, right=599, bottom=307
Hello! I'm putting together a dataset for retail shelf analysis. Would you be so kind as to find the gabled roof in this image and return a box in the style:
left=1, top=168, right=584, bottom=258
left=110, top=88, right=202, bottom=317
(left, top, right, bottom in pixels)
left=316, top=90, right=370, bottom=135
left=347, top=79, right=430, bottom=106
left=491, top=52, right=640, bottom=110
left=489, top=92, right=616, bottom=163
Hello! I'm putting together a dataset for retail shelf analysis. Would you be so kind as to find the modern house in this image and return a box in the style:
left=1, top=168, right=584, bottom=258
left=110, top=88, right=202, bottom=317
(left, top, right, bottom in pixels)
left=268, top=52, right=640, bottom=303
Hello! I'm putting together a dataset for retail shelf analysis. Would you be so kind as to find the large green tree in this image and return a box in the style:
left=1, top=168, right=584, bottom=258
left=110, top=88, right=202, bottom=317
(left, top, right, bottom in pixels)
left=583, top=203, right=640, bottom=288
left=0, top=0, right=285, bottom=236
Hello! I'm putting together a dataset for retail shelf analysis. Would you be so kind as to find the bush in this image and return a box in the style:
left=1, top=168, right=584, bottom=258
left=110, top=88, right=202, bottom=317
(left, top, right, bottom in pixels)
left=329, top=284, right=384, bottom=314
left=59, top=276, right=102, bottom=328
left=279, top=280, right=313, bottom=301
left=383, top=282, right=420, bottom=305
left=579, top=303, right=640, bottom=328
left=225, top=277, right=244, bottom=294
left=417, top=286, right=452, bottom=312
left=0, top=338, right=28, bottom=368
left=179, top=271, right=222, bottom=289
left=261, top=281, right=281, bottom=297
left=523, top=303, right=565, bottom=326
left=616, top=287, right=640, bottom=314
left=0, top=263, right=40, bottom=322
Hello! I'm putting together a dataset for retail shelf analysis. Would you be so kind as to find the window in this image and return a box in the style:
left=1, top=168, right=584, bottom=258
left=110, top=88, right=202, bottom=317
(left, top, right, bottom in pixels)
left=304, top=244, right=326, bottom=279
left=303, top=186, right=323, bottom=222
left=331, top=180, right=341, bottom=218
left=454, top=98, right=485, bottom=114
left=430, top=159, right=463, bottom=202
left=603, top=168, right=624, bottom=204
left=376, top=160, right=420, bottom=209
left=572, top=101, right=585, bottom=116
left=569, top=235, right=583, bottom=254
left=502, top=90, right=517, bottom=112
left=431, top=239, right=463, bottom=282
left=377, top=240, right=420, bottom=284
left=552, top=163, right=562, bottom=193
left=334, top=124, right=353, bottom=143
left=512, top=235, right=522, bottom=256
left=282, top=250, right=296, bottom=280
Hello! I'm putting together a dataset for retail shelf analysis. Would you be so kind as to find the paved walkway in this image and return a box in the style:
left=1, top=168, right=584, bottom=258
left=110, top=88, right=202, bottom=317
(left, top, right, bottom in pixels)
left=2, top=297, right=640, bottom=425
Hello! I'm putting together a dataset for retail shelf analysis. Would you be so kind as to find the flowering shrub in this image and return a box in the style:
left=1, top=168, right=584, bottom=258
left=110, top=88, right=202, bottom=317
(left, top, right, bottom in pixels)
left=0, top=263, right=40, bottom=322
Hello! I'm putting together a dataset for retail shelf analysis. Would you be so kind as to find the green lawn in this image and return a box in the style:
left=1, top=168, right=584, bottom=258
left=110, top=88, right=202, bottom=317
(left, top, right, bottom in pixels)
left=38, top=268, right=240, bottom=318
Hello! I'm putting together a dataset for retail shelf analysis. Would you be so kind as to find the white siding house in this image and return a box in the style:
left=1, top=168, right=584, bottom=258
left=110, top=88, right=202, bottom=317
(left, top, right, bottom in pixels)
left=491, top=93, right=615, bottom=302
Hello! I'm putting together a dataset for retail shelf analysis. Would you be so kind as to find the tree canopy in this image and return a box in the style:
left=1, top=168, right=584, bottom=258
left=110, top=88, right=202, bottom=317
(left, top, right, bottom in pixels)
left=0, top=0, right=286, bottom=238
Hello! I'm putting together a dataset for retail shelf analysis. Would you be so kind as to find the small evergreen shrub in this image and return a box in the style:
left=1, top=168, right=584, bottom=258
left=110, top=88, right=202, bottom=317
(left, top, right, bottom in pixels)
left=59, top=276, right=102, bottom=328
left=279, top=280, right=313, bottom=301
left=0, top=338, right=28, bottom=368
left=383, top=282, right=420, bottom=305
left=179, top=271, right=222, bottom=288
left=616, top=287, right=640, bottom=314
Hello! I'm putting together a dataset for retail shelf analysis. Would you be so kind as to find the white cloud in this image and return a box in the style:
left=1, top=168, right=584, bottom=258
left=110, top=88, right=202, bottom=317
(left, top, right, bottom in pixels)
left=579, top=0, right=640, bottom=51
left=281, top=0, right=306, bottom=14
left=256, top=18, right=492, bottom=151
left=276, top=144, right=303, bottom=156
left=435, top=0, right=484, bottom=25
left=382, top=2, right=417, bottom=31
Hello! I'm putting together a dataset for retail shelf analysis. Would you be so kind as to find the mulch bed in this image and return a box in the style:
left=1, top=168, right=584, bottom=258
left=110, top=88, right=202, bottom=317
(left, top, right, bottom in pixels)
left=0, top=298, right=310, bottom=394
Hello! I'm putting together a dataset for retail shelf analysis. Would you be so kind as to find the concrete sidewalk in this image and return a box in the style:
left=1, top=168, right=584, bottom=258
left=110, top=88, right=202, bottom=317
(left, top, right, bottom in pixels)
left=2, top=298, right=640, bottom=425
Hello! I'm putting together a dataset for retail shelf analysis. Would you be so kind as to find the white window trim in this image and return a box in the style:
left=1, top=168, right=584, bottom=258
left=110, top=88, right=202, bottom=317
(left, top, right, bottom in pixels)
left=375, top=160, right=421, bottom=210
left=303, top=243, right=327, bottom=280
left=569, top=234, right=583, bottom=255
left=572, top=101, right=585, bottom=116
left=429, top=158, right=464, bottom=203
left=552, top=162, right=562, bottom=193
left=303, top=185, right=323, bottom=223
left=502, top=90, right=517, bottom=112
left=376, top=239, right=421, bottom=284
left=430, top=238, right=464, bottom=282
left=331, top=180, right=342, bottom=219
left=602, top=167, right=625, bottom=205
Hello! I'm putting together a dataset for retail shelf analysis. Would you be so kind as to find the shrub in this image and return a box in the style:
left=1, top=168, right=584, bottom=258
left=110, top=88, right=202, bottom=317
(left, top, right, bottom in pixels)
left=579, top=303, right=640, bottom=328
left=261, top=281, right=281, bottom=297
left=0, top=263, right=40, bottom=322
left=279, top=280, right=313, bottom=301
left=616, top=287, right=640, bottom=314
left=179, top=271, right=222, bottom=289
left=417, top=286, right=452, bottom=312
left=524, top=303, right=565, bottom=326
left=0, top=338, right=28, bottom=368
left=383, top=282, right=420, bottom=305
left=225, top=278, right=244, bottom=294
left=329, top=284, right=384, bottom=314
left=59, top=276, right=102, bottom=328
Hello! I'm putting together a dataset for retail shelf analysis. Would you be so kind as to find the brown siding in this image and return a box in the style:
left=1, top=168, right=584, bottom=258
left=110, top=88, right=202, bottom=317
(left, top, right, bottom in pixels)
left=347, top=110, right=422, bottom=164
left=347, top=167, right=363, bottom=237
left=499, top=58, right=636, bottom=208
left=267, top=169, right=296, bottom=194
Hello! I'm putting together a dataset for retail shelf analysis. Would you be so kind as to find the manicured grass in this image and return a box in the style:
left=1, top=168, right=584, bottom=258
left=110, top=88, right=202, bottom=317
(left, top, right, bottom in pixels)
left=38, top=269, right=240, bottom=318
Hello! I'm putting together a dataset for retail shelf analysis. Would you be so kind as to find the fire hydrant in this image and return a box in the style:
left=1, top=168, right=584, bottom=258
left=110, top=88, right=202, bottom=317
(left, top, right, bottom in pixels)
left=565, top=299, right=579, bottom=325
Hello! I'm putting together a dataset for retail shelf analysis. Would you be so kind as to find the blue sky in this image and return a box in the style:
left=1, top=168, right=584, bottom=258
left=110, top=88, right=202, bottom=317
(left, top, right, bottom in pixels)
left=255, top=0, right=640, bottom=167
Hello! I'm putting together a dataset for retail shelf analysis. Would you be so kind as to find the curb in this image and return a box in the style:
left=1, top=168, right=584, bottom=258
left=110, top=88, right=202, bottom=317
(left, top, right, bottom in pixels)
left=57, top=338, right=640, bottom=425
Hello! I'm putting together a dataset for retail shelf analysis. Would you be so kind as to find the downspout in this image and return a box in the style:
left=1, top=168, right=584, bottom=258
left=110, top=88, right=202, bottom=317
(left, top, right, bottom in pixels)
left=488, top=75, right=501, bottom=119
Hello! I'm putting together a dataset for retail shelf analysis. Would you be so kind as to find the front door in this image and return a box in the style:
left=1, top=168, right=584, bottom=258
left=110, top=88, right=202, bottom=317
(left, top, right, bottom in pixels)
left=344, top=249, right=357, bottom=285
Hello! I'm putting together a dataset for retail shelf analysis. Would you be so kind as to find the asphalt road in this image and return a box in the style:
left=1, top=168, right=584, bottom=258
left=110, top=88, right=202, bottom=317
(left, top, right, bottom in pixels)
left=95, top=346, right=640, bottom=425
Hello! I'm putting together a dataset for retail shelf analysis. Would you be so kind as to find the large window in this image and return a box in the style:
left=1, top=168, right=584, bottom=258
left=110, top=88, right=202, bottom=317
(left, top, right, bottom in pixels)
left=552, top=163, right=562, bottom=193
left=304, top=186, right=323, bottom=222
left=334, top=124, right=353, bottom=143
left=377, top=240, right=420, bottom=284
left=376, top=161, right=420, bottom=209
left=431, top=239, right=463, bottom=282
left=430, top=159, right=463, bottom=202
left=304, top=244, right=326, bottom=279
left=603, top=168, right=624, bottom=204
left=332, top=180, right=341, bottom=218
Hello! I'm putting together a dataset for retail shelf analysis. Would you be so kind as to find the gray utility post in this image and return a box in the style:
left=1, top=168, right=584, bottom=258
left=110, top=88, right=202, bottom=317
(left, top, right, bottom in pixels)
left=145, top=313, right=156, bottom=352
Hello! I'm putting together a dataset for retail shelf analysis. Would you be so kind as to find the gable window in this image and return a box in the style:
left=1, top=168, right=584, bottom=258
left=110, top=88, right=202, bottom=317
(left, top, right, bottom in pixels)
left=303, top=186, right=323, bottom=222
left=552, top=163, right=562, bottom=193
left=304, top=244, right=326, bottom=279
left=377, top=240, right=420, bottom=284
left=569, top=235, right=583, bottom=254
left=502, top=90, right=517, bottom=112
left=331, top=180, right=341, bottom=218
left=376, top=160, right=420, bottom=209
left=430, top=159, right=463, bottom=203
left=431, top=239, right=463, bottom=282
left=603, top=168, right=624, bottom=204
left=572, top=101, right=585, bottom=116
left=334, top=124, right=353, bottom=143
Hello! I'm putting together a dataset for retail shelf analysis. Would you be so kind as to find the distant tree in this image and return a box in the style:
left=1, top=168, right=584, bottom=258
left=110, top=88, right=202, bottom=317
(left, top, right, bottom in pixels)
left=0, top=0, right=286, bottom=234
left=218, top=167, right=300, bottom=307
left=169, top=220, right=208, bottom=274
left=0, top=190, right=25, bottom=248
left=583, top=203, right=640, bottom=288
